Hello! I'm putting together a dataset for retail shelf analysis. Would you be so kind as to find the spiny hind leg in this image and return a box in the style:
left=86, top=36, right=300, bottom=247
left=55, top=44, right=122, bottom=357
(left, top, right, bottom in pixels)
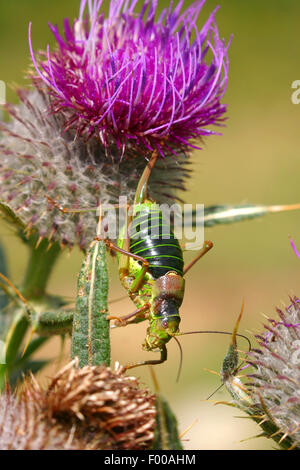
left=133, top=150, right=158, bottom=205
left=47, top=197, right=130, bottom=241
left=47, top=197, right=129, bottom=214
left=182, top=240, right=213, bottom=275
left=124, top=345, right=167, bottom=371
left=47, top=197, right=99, bottom=214
left=117, top=149, right=158, bottom=276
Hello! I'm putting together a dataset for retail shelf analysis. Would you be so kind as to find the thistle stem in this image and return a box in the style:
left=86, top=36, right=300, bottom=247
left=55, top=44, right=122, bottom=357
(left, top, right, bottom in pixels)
left=22, top=238, right=61, bottom=300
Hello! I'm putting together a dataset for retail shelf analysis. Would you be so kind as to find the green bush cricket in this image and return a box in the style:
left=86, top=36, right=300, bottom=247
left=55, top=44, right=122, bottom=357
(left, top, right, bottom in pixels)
left=101, top=152, right=250, bottom=375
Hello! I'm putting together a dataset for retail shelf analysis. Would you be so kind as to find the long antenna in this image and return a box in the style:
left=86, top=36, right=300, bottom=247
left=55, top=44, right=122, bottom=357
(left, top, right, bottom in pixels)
left=173, top=336, right=183, bottom=383
left=205, top=300, right=248, bottom=400
left=176, top=330, right=251, bottom=352
left=206, top=383, right=224, bottom=400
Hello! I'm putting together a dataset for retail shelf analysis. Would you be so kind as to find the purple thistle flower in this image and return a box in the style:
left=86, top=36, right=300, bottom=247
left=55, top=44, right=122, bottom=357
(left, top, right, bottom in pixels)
left=29, top=0, right=230, bottom=159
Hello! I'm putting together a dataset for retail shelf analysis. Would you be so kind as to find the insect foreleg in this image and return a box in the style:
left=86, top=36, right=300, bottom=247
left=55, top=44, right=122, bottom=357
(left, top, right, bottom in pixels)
left=124, top=344, right=167, bottom=371
left=102, top=239, right=149, bottom=293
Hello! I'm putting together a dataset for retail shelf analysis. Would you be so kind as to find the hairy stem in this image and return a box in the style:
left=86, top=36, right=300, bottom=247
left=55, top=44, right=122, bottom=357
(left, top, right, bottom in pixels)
left=22, top=238, right=61, bottom=299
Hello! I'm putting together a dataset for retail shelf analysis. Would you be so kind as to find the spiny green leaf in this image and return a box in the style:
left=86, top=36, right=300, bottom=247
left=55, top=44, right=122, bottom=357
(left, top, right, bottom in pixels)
left=153, top=395, right=183, bottom=450
left=0, top=238, right=10, bottom=339
left=0, top=201, right=25, bottom=231
left=71, top=239, right=110, bottom=367
left=4, top=312, right=28, bottom=366
left=185, top=203, right=300, bottom=228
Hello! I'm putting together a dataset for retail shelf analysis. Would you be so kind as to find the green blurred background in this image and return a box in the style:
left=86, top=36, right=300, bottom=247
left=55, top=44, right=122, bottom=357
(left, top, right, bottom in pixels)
left=1, top=0, right=300, bottom=449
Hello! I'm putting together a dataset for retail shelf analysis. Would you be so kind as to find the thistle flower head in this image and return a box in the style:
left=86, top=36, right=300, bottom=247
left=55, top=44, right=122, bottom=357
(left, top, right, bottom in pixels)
left=0, top=88, right=189, bottom=249
left=245, top=297, right=300, bottom=448
left=29, top=0, right=229, bottom=158
left=0, top=360, right=156, bottom=450
left=222, top=297, right=300, bottom=450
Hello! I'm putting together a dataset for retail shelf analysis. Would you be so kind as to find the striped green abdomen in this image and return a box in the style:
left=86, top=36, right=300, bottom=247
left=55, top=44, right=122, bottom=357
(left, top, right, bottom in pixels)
left=129, top=207, right=183, bottom=279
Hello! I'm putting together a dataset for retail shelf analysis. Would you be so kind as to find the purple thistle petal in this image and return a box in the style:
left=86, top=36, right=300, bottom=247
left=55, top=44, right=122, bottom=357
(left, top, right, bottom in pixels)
left=28, top=0, right=230, bottom=158
left=289, top=236, right=300, bottom=259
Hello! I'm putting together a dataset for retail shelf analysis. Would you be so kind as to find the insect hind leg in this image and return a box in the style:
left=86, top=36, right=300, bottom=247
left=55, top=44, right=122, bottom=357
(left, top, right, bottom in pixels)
left=133, top=150, right=158, bottom=206
left=102, top=239, right=150, bottom=293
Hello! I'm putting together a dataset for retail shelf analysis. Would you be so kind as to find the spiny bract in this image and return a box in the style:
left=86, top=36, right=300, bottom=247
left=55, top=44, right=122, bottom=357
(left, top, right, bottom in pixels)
left=245, top=297, right=300, bottom=449
left=222, top=297, right=300, bottom=449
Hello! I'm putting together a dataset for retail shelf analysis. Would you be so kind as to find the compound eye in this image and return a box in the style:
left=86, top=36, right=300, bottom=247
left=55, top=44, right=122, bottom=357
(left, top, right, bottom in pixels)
left=162, top=319, right=169, bottom=329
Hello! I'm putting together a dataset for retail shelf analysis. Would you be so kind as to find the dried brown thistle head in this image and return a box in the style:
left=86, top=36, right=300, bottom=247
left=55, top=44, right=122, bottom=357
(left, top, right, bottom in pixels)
left=0, top=360, right=156, bottom=450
